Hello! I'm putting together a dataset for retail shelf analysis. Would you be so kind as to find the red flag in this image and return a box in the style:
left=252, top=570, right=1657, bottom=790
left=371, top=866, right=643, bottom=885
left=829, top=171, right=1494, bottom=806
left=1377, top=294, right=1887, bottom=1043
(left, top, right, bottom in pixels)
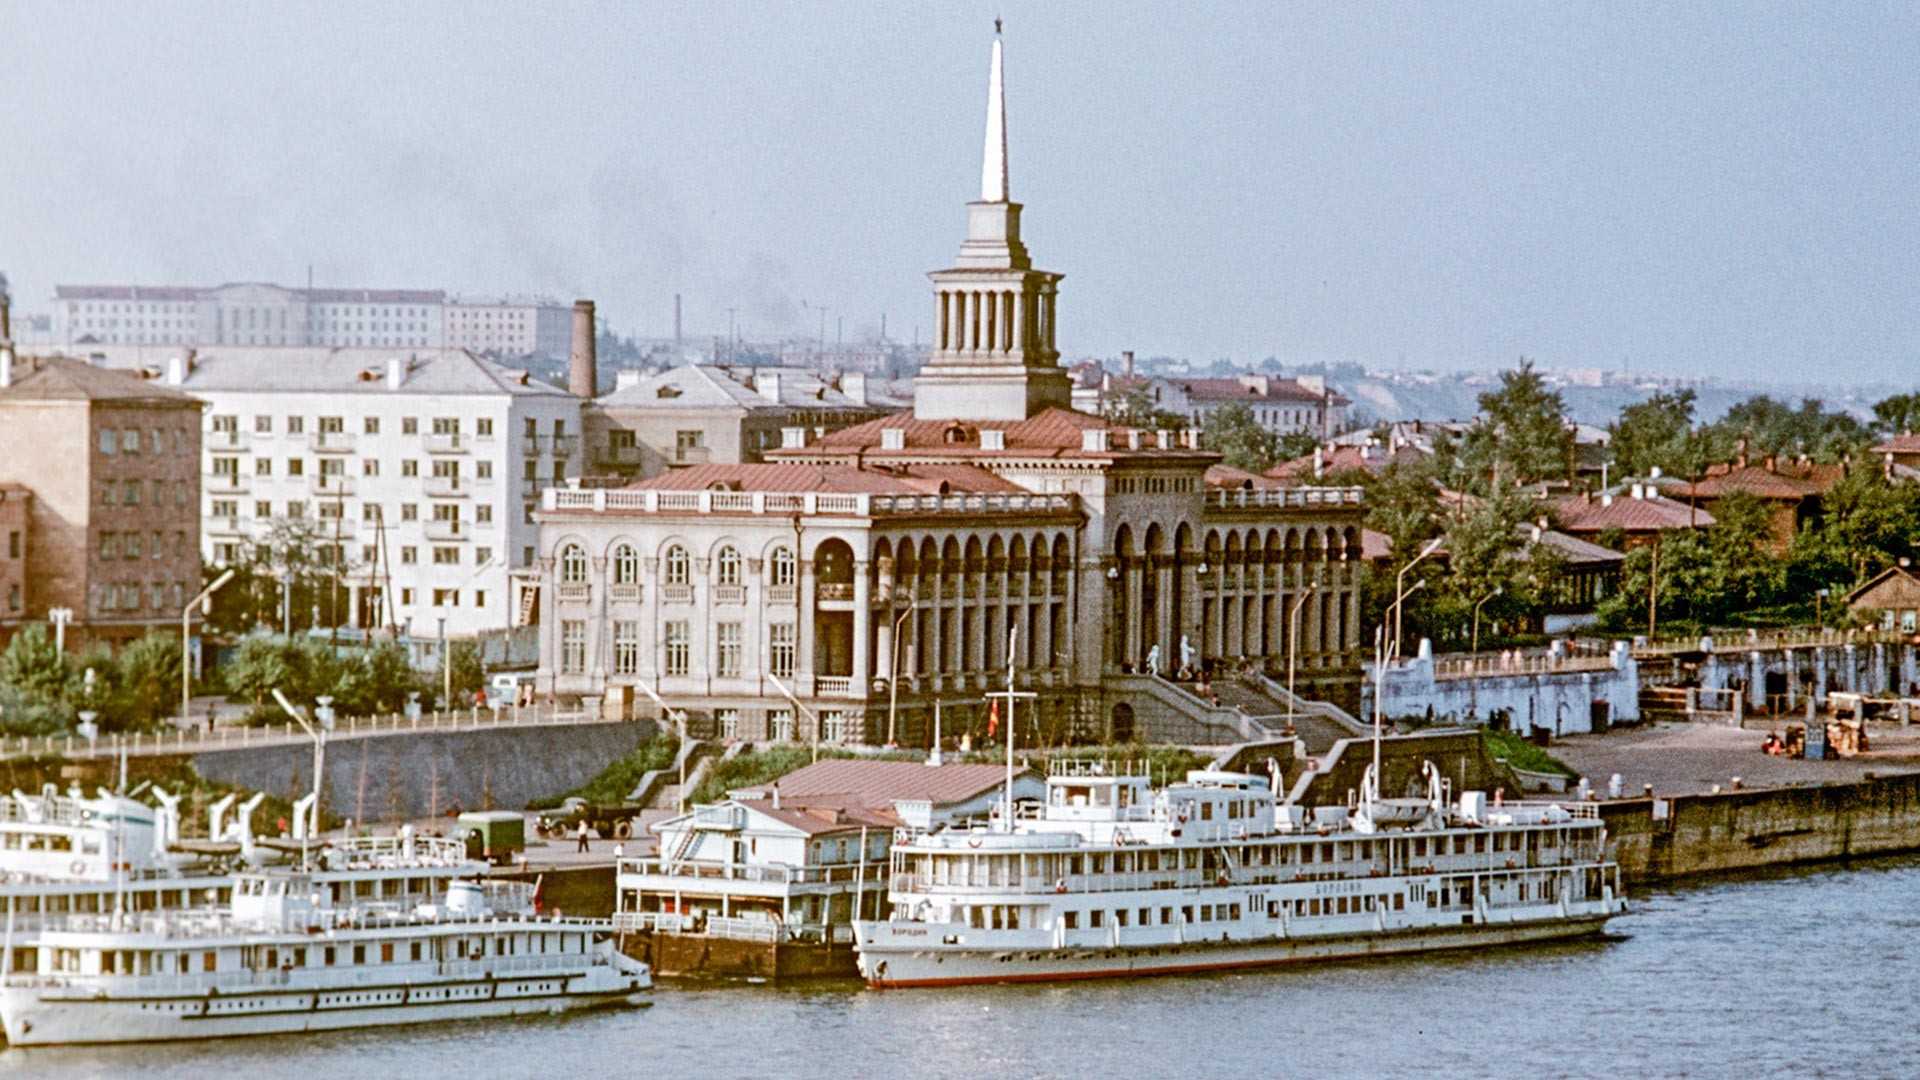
left=987, top=701, right=999, bottom=739
left=530, top=874, right=545, bottom=915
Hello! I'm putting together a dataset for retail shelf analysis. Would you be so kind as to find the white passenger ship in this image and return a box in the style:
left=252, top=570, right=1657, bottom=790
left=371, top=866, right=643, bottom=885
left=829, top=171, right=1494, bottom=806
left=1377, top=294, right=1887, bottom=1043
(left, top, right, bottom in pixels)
left=0, top=868, right=650, bottom=1045
left=854, top=760, right=1626, bottom=986
left=0, top=784, right=486, bottom=944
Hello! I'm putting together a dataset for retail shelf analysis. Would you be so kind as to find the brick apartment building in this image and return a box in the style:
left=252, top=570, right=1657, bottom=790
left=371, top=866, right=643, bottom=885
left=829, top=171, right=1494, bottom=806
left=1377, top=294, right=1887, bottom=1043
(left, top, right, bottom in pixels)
left=0, top=352, right=204, bottom=649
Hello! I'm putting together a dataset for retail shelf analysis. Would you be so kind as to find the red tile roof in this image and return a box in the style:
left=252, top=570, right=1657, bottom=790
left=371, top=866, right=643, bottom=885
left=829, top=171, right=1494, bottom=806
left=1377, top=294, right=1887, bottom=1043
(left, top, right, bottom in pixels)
left=2, top=355, right=201, bottom=405
left=1555, top=492, right=1715, bottom=533
left=775, top=407, right=1211, bottom=461
left=749, top=802, right=901, bottom=836
left=1670, top=461, right=1842, bottom=501
left=734, top=759, right=1039, bottom=808
left=630, top=462, right=1024, bottom=496
left=1204, top=464, right=1287, bottom=490
left=1872, top=434, right=1920, bottom=455
left=1269, top=443, right=1427, bottom=481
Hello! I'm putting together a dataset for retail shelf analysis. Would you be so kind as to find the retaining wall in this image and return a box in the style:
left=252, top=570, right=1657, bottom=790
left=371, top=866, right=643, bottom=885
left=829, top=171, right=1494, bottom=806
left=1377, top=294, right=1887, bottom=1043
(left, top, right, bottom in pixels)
left=1367, top=639, right=1639, bottom=733
left=1600, top=772, right=1920, bottom=883
left=191, top=720, right=658, bottom=820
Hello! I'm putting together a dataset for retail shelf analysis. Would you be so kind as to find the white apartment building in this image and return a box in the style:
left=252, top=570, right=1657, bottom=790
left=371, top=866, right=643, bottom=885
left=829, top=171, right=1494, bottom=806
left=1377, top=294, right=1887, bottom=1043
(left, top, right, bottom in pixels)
left=53, top=283, right=568, bottom=358
left=443, top=296, right=571, bottom=358
left=154, top=347, right=583, bottom=636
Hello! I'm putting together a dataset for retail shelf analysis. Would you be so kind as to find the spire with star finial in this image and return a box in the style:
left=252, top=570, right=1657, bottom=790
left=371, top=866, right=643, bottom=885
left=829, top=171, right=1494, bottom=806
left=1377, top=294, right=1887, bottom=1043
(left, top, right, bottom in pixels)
left=981, top=22, right=1008, bottom=203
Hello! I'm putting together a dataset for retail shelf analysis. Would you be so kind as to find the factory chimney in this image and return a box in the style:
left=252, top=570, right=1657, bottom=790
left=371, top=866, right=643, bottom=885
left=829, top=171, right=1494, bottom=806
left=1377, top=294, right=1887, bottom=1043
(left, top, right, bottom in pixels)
left=569, top=300, right=597, bottom=398
left=673, top=293, right=683, bottom=350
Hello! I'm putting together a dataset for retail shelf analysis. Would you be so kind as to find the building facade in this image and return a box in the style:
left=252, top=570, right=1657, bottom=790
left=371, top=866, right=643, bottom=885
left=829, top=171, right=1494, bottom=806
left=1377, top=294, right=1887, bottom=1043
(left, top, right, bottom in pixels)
left=441, top=296, right=572, bottom=359
left=52, top=283, right=571, bottom=359
left=533, top=33, right=1367, bottom=742
left=0, top=354, right=203, bottom=649
left=158, top=347, right=583, bottom=637
left=583, top=365, right=888, bottom=481
left=1100, top=373, right=1349, bottom=440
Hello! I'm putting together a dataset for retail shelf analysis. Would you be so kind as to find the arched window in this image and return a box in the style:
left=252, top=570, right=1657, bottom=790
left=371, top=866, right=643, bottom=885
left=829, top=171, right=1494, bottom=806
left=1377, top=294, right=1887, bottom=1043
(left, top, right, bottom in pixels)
left=769, top=547, right=795, bottom=587
left=664, top=545, right=690, bottom=585
left=612, top=544, right=639, bottom=585
left=559, top=544, right=588, bottom=584
left=716, top=545, right=742, bottom=586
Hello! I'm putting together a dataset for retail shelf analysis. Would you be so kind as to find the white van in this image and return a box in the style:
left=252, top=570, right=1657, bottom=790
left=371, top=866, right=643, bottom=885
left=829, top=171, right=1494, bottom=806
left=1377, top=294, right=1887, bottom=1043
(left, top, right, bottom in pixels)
left=487, top=672, right=535, bottom=707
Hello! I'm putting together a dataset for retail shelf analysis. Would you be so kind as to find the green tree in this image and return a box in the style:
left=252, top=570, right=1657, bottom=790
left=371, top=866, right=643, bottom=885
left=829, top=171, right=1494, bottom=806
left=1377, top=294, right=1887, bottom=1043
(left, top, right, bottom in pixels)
left=1101, top=386, right=1186, bottom=432
left=1443, top=360, right=1572, bottom=492
left=1609, top=389, right=1699, bottom=479
left=0, top=625, right=72, bottom=704
left=1201, top=403, right=1282, bottom=472
left=101, top=632, right=182, bottom=730
left=1870, top=392, right=1920, bottom=437
left=1708, top=395, right=1869, bottom=464
left=205, top=517, right=358, bottom=638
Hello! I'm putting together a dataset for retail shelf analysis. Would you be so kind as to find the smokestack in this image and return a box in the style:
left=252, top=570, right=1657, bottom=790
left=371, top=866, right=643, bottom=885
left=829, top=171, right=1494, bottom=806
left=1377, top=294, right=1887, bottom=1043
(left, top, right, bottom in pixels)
left=1122, top=350, right=1134, bottom=379
left=0, top=271, right=11, bottom=344
left=673, top=294, right=682, bottom=350
left=569, top=300, right=596, bottom=399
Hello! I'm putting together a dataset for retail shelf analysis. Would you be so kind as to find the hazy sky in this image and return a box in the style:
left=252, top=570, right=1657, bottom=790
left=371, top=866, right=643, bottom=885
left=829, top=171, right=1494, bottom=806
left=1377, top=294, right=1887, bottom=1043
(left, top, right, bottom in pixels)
left=2, top=3, right=1916, bottom=382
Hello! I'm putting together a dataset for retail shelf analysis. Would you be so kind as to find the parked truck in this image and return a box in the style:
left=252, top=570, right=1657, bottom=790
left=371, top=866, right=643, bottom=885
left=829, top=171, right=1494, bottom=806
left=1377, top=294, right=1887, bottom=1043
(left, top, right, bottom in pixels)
left=535, top=797, right=646, bottom=841
left=453, top=810, right=526, bottom=865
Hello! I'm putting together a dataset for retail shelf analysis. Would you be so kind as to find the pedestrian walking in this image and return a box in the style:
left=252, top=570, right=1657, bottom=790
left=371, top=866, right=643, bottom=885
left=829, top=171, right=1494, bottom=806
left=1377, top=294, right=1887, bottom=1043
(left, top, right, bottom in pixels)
left=575, top=819, right=590, bottom=853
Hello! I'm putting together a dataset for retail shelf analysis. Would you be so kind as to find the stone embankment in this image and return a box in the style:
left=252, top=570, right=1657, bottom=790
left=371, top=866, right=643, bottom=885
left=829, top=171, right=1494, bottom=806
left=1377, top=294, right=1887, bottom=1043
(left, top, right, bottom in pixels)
left=1600, top=772, right=1920, bottom=883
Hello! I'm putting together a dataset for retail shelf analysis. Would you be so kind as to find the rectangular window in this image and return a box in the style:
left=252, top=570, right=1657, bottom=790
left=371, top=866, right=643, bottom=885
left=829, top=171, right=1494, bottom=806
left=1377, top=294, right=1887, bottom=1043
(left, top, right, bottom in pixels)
left=433, top=547, right=460, bottom=565
left=364, top=416, right=381, bottom=435
left=716, top=708, right=738, bottom=740
left=401, top=504, right=418, bottom=521
left=475, top=546, right=492, bottom=566
left=363, top=459, right=381, bottom=477
left=255, top=500, right=271, bottom=518
left=769, top=623, right=796, bottom=679
left=97, top=429, right=116, bottom=455
left=432, top=417, right=459, bottom=435
left=612, top=621, right=640, bottom=675
left=560, top=621, right=586, bottom=674
left=122, top=480, right=140, bottom=505
left=433, top=588, right=458, bottom=607
left=476, top=460, right=493, bottom=479
left=319, top=416, right=344, bottom=434
left=255, top=415, right=272, bottom=433
left=769, top=708, right=794, bottom=742
left=476, top=418, right=493, bottom=437
left=402, top=460, right=418, bottom=478
left=402, top=417, right=418, bottom=435
left=664, top=621, right=690, bottom=676
left=716, top=623, right=742, bottom=678
left=475, top=505, right=493, bottom=524
left=286, top=416, right=304, bottom=435
left=287, top=458, right=304, bottom=477
left=401, top=547, right=417, bottom=565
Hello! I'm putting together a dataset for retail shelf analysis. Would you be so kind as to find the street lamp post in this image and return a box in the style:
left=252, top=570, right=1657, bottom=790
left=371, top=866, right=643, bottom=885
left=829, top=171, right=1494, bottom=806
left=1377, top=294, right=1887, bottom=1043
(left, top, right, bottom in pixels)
left=182, top=570, right=237, bottom=728
left=1285, top=584, right=1318, bottom=734
left=1471, top=585, right=1505, bottom=656
left=885, top=590, right=918, bottom=748
left=1395, top=537, right=1445, bottom=659
left=272, top=688, right=335, bottom=869
left=1471, top=584, right=1504, bottom=721
left=1388, top=577, right=1428, bottom=659
left=47, top=608, right=72, bottom=653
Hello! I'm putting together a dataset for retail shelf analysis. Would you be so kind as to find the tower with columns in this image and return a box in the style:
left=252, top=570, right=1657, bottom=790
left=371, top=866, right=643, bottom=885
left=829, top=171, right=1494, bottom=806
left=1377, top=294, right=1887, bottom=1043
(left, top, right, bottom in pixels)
left=912, top=30, right=1071, bottom=424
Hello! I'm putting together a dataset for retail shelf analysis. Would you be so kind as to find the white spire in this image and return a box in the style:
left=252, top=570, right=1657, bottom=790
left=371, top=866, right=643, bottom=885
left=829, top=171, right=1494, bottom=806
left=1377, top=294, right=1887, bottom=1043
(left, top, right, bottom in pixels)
left=980, top=29, right=1008, bottom=203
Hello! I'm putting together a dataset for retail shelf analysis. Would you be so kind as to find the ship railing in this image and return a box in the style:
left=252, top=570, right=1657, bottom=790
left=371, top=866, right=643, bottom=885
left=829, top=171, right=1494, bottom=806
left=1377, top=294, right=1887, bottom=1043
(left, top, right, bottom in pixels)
left=326, top=834, right=471, bottom=868
left=1047, top=759, right=1151, bottom=779
left=617, top=856, right=882, bottom=887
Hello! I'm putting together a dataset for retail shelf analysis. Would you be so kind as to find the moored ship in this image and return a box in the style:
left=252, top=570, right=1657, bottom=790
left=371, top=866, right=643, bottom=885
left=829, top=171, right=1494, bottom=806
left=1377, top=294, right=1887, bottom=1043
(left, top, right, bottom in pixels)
left=0, top=867, right=649, bottom=1045
left=854, top=759, right=1625, bottom=987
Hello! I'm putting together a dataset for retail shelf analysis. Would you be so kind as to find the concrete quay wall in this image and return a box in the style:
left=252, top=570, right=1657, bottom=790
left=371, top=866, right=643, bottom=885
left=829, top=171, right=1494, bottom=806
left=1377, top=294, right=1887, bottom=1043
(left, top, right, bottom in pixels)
left=1367, top=640, right=1639, bottom=734
left=191, top=720, right=658, bottom=820
left=1600, top=772, right=1920, bottom=883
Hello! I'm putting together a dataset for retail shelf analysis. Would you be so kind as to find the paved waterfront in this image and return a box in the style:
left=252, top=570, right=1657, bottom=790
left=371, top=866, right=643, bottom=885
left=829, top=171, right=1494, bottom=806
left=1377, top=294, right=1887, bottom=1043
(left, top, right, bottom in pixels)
left=1553, top=719, right=1920, bottom=797
left=7, top=854, right=1916, bottom=1079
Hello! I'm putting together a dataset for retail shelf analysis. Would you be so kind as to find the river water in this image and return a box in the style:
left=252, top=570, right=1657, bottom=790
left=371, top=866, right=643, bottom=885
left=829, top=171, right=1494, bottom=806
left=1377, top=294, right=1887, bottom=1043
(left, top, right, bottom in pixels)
left=7, top=856, right=1917, bottom=1080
